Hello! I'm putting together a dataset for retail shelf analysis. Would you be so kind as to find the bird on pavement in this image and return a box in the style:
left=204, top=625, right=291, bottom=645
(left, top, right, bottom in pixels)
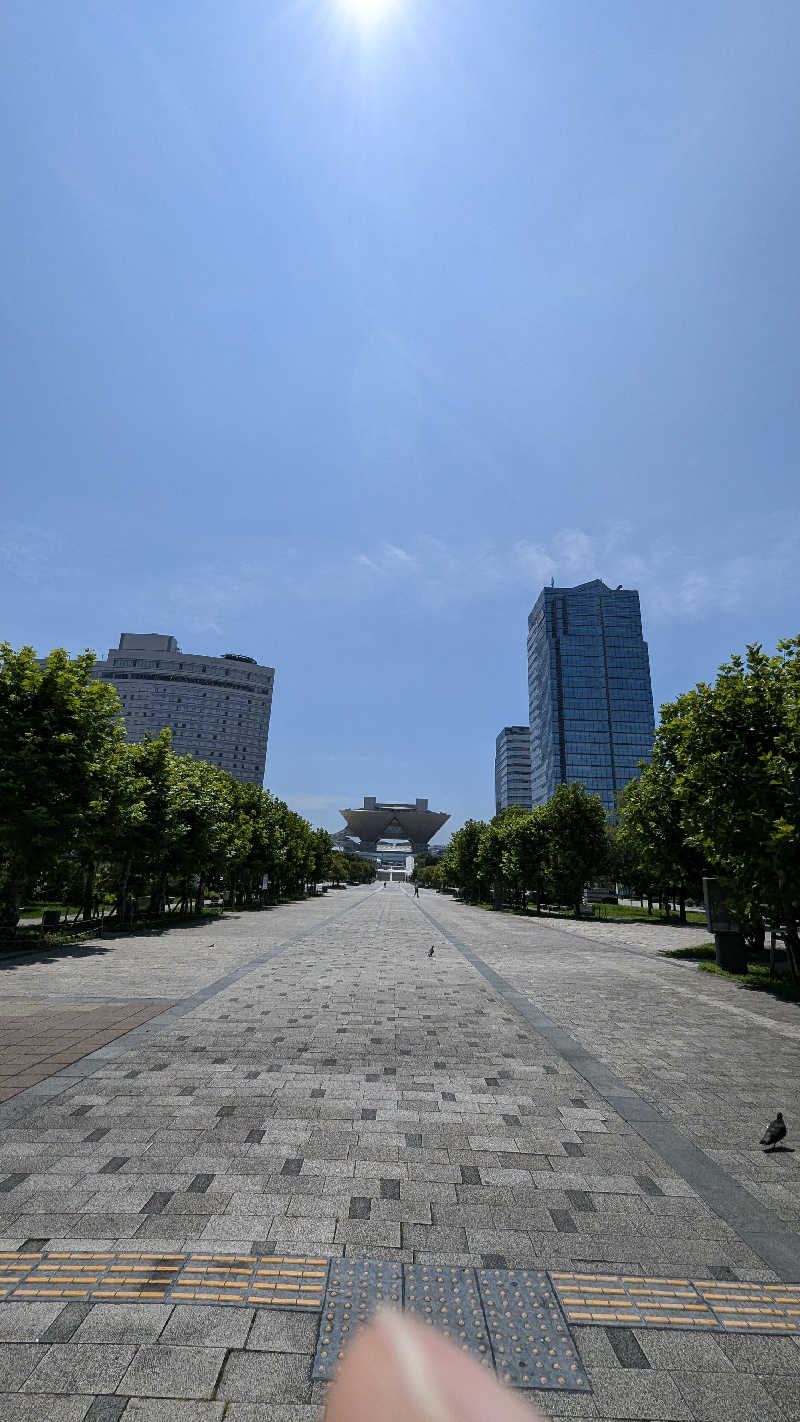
left=760, top=1112, right=787, bottom=1151
left=428, top=946, right=435, bottom=958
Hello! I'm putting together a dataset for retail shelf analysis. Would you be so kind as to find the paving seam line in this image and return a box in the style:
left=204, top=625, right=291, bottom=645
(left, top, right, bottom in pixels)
left=413, top=897, right=800, bottom=1282
left=508, top=913, right=800, bottom=1044
left=0, top=887, right=379, bottom=1128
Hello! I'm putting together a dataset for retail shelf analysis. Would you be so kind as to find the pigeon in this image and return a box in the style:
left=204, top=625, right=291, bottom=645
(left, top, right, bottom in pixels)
left=760, top=1112, right=787, bottom=1151
left=428, top=946, right=435, bottom=958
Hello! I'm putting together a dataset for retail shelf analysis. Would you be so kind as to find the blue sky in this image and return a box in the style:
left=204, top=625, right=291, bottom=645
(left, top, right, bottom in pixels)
left=2, top=0, right=799, bottom=837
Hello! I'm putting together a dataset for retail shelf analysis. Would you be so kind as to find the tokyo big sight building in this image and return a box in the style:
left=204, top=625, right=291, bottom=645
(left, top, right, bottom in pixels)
left=527, top=580, right=655, bottom=813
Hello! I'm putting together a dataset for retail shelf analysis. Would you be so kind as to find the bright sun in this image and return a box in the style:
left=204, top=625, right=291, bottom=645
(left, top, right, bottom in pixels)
left=339, top=0, right=398, bottom=23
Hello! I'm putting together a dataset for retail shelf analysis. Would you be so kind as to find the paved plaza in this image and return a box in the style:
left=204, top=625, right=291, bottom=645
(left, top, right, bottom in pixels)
left=0, top=884, right=798, bottom=1420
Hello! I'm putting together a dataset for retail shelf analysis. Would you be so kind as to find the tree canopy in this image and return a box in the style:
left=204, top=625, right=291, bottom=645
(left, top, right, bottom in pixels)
left=0, top=644, right=371, bottom=930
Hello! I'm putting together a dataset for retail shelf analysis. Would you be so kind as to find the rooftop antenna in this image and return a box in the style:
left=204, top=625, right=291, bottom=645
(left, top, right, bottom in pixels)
left=550, top=576, right=555, bottom=587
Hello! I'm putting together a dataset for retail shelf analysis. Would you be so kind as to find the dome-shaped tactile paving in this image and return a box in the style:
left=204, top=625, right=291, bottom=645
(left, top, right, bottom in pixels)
left=404, top=1264, right=492, bottom=1368
left=312, top=1257, right=402, bottom=1380
left=478, top=1268, right=591, bottom=1393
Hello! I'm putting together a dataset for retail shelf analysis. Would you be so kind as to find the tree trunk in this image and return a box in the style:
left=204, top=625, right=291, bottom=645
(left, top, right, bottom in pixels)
left=115, top=858, right=132, bottom=922
left=0, top=855, right=28, bottom=930
left=679, top=890, right=686, bottom=925
left=194, top=878, right=205, bottom=915
left=81, top=861, right=97, bottom=921
left=646, top=894, right=653, bottom=915
left=781, top=905, right=799, bottom=985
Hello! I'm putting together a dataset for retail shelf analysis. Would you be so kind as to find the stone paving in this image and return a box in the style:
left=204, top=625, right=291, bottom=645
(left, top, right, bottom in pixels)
left=0, top=884, right=798, bottom=1419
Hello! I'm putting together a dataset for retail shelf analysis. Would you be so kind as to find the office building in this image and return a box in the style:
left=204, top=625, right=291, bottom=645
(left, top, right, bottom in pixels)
left=495, top=726, right=532, bottom=813
left=527, top=580, right=654, bottom=813
left=93, top=633, right=274, bottom=785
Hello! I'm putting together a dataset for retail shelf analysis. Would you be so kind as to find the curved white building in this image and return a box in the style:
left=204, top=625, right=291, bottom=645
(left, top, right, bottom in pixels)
left=93, top=632, right=273, bottom=785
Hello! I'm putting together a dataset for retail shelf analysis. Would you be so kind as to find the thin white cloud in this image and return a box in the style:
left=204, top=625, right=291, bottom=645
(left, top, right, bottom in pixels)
left=138, top=511, right=799, bottom=635
left=0, top=523, right=64, bottom=585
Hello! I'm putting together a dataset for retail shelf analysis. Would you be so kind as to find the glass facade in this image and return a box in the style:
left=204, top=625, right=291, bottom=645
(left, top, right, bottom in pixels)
left=527, top=580, right=654, bottom=813
left=495, top=726, right=532, bottom=813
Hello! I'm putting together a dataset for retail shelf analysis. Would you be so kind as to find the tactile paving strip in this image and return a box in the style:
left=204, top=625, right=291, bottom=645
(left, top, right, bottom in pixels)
left=0, top=1251, right=328, bottom=1309
left=695, top=1280, right=800, bottom=1333
left=479, top=1268, right=591, bottom=1392
left=405, top=1264, right=492, bottom=1368
left=551, top=1273, right=800, bottom=1331
left=553, top=1273, right=718, bottom=1328
left=312, top=1258, right=402, bottom=1380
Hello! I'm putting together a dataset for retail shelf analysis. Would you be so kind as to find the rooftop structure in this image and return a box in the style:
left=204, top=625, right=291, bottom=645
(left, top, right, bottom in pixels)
left=340, top=797, right=450, bottom=857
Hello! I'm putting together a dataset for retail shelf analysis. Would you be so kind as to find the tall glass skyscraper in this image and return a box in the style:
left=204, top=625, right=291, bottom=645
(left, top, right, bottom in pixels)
left=527, top=580, right=655, bottom=813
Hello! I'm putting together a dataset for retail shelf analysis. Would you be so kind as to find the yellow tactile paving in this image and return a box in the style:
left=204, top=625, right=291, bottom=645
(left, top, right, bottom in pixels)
left=0, top=1254, right=797, bottom=1332
left=0, top=1249, right=329, bottom=1310
left=551, top=1272, right=800, bottom=1333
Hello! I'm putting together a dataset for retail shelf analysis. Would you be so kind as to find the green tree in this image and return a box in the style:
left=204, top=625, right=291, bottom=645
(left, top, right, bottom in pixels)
left=416, top=863, right=443, bottom=889
left=166, top=755, right=232, bottom=913
left=75, top=738, right=146, bottom=920
left=310, top=828, right=334, bottom=888
left=617, top=760, right=703, bottom=923
left=502, top=805, right=550, bottom=912
left=476, top=818, right=505, bottom=902
left=662, top=638, right=800, bottom=980
left=543, top=781, right=608, bottom=916
left=112, top=730, right=180, bottom=918
left=440, top=819, right=487, bottom=902
left=0, top=645, right=125, bottom=928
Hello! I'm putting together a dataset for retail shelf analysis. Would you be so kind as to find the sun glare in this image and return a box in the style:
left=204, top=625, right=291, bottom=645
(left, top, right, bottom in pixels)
left=339, top=0, right=398, bottom=24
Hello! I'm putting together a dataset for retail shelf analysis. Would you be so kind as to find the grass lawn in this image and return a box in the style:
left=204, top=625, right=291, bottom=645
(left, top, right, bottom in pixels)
left=699, top=959, right=800, bottom=1004
left=662, top=943, right=716, bottom=960
left=593, top=902, right=707, bottom=925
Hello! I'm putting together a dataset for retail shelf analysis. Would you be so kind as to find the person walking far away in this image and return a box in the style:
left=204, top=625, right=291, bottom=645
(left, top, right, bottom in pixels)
left=414, top=883, right=419, bottom=897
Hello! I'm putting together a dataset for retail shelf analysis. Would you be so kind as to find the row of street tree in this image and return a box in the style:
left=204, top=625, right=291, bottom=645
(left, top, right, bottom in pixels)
left=416, top=782, right=608, bottom=917
left=0, top=645, right=373, bottom=930
left=418, top=638, right=800, bottom=983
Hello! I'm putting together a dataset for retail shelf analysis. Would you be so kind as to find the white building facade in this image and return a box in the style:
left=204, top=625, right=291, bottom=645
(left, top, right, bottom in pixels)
left=495, top=726, right=532, bottom=813
left=93, top=633, right=274, bottom=785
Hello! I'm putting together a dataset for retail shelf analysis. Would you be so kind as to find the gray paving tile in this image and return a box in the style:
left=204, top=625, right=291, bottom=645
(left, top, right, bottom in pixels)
left=246, top=1311, right=319, bottom=1354
left=0, top=1301, right=65, bottom=1341
left=217, top=1350, right=313, bottom=1403
left=0, top=1398, right=92, bottom=1421
left=22, top=1344, right=136, bottom=1395
left=223, top=1408, right=323, bottom=1422
left=85, top=1398, right=128, bottom=1422
left=0, top=1341, right=48, bottom=1391
left=121, top=1404, right=225, bottom=1421
left=116, top=1346, right=226, bottom=1400
left=586, top=1367, right=694, bottom=1420
left=674, top=1371, right=786, bottom=1422
left=633, top=1329, right=734, bottom=1372
left=159, top=1305, right=254, bottom=1349
left=72, top=1305, right=173, bottom=1345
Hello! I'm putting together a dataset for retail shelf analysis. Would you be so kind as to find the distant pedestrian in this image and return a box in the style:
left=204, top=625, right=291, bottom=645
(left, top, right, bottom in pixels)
left=414, top=883, right=419, bottom=897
